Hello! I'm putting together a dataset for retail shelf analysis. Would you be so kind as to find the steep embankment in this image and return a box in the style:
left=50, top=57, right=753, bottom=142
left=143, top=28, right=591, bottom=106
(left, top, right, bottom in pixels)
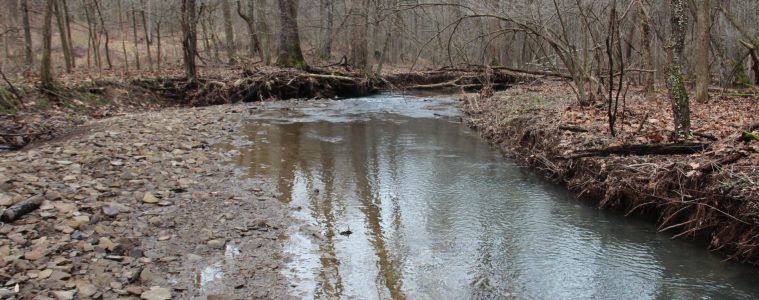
left=461, top=81, right=759, bottom=265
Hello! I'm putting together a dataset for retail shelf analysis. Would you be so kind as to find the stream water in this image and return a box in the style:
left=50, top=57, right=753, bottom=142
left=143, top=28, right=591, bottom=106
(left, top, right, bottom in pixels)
left=230, top=94, right=759, bottom=299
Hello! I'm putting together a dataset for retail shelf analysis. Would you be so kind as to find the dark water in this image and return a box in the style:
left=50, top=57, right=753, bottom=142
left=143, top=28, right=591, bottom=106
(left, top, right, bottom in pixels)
left=229, top=95, right=759, bottom=299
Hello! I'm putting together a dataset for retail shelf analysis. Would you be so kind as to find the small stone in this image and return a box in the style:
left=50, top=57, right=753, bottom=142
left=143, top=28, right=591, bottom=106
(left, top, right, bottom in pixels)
left=110, top=282, right=123, bottom=290
left=206, top=239, right=225, bottom=250
left=125, top=286, right=143, bottom=295
left=186, top=253, right=202, bottom=261
left=52, top=290, right=74, bottom=300
left=38, top=269, right=53, bottom=279
left=98, top=237, right=119, bottom=252
left=141, top=286, right=171, bottom=300
left=76, top=282, right=98, bottom=297
left=142, top=193, right=159, bottom=204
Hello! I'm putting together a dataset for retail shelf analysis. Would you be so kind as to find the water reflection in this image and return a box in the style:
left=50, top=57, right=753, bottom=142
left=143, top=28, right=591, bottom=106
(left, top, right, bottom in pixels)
left=228, top=96, right=759, bottom=299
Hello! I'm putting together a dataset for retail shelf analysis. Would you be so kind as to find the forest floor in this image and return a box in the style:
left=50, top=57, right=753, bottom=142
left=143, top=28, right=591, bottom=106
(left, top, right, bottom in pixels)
left=461, top=80, right=759, bottom=265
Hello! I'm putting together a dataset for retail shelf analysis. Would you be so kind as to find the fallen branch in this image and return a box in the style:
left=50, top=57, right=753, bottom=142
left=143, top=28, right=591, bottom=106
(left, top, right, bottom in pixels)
left=562, top=143, right=710, bottom=159
left=559, top=125, right=589, bottom=132
left=1, top=194, right=44, bottom=222
left=697, top=152, right=747, bottom=173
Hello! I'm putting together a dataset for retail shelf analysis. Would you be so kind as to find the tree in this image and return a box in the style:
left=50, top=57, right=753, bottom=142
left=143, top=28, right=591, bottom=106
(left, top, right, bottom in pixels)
left=276, top=0, right=306, bottom=68
left=665, top=0, right=691, bottom=139
left=349, top=0, right=369, bottom=72
left=53, top=0, right=73, bottom=73
left=236, top=0, right=262, bottom=60
left=695, top=0, right=711, bottom=103
left=221, top=0, right=236, bottom=63
left=20, top=0, right=33, bottom=66
left=40, top=0, right=55, bottom=88
left=181, top=0, right=198, bottom=82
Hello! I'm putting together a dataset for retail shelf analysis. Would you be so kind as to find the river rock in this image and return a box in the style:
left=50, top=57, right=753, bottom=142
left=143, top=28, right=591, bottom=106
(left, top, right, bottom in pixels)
left=140, top=286, right=171, bottom=300
left=51, top=290, right=74, bottom=300
left=142, top=193, right=159, bottom=204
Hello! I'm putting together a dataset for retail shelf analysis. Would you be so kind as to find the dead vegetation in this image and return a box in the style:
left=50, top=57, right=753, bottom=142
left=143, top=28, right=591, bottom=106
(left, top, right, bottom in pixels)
left=462, top=80, right=759, bottom=265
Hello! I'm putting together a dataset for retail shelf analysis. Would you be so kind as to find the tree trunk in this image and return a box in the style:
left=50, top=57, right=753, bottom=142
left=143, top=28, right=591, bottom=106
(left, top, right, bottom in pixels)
left=40, top=0, right=54, bottom=88
left=276, top=0, right=306, bottom=68
left=257, top=0, right=271, bottom=65
left=349, top=0, right=369, bottom=72
left=156, top=21, right=162, bottom=69
left=83, top=2, right=101, bottom=72
left=320, top=0, right=333, bottom=61
left=236, top=0, right=262, bottom=59
left=62, top=0, right=74, bottom=67
left=131, top=3, right=141, bottom=70
left=53, top=0, right=72, bottom=73
left=118, top=0, right=129, bottom=74
left=221, top=0, right=236, bottom=63
left=21, top=0, right=33, bottom=66
left=93, top=0, right=112, bottom=69
left=140, top=3, right=153, bottom=71
left=695, top=0, right=710, bottom=103
left=665, top=0, right=691, bottom=139
left=181, top=0, right=198, bottom=82
left=637, top=0, right=654, bottom=94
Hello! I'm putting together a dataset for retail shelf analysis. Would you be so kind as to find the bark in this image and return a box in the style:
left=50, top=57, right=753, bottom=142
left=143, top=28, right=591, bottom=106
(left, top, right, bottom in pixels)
left=1, top=195, right=45, bottom=223
left=695, top=0, right=710, bottom=103
left=53, top=0, right=73, bottom=73
left=21, top=0, right=33, bottom=65
left=156, top=21, right=162, bottom=69
left=181, top=0, right=198, bottom=82
left=131, top=3, right=141, bottom=70
left=276, top=0, right=306, bottom=68
left=665, top=0, right=691, bottom=139
left=40, top=0, right=54, bottom=88
left=62, top=0, right=74, bottom=67
left=320, top=0, right=334, bottom=60
left=118, top=0, right=129, bottom=74
left=257, top=0, right=271, bottom=65
left=93, top=0, right=112, bottom=69
left=236, top=0, right=262, bottom=59
left=140, top=2, right=153, bottom=71
left=637, top=0, right=654, bottom=94
left=221, top=0, right=236, bottom=63
left=349, top=0, right=369, bottom=72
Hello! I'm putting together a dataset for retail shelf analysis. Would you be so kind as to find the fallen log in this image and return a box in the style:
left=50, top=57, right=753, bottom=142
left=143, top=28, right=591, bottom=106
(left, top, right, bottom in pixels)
left=697, top=152, right=747, bottom=173
left=559, top=125, right=589, bottom=132
left=1, top=194, right=44, bottom=222
left=562, top=143, right=710, bottom=159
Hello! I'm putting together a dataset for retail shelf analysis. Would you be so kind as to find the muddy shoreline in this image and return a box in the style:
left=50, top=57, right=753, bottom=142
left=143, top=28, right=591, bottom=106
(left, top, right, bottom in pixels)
left=460, top=82, right=759, bottom=265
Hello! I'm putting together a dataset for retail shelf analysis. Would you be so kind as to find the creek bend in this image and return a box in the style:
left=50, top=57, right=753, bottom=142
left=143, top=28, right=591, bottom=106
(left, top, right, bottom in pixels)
left=219, top=94, right=759, bottom=299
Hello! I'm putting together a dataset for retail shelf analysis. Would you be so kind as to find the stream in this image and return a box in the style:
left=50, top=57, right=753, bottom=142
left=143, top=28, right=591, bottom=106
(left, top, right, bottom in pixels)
left=227, top=94, right=759, bottom=299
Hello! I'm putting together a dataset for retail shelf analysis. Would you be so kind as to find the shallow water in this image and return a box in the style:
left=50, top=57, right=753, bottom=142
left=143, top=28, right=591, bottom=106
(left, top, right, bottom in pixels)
left=230, top=94, right=759, bottom=299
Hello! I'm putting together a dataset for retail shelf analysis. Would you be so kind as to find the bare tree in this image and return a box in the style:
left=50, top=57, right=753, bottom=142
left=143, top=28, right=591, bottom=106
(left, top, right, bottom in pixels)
left=665, top=0, right=691, bottom=138
left=695, top=0, right=711, bottom=103
left=277, top=0, right=306, bottom=68
left=21, top=0, right=33, bottom=66
left=221, top=0, right=236, bottom=63
left=181, top=0, right=198, bottom=81
left=41, top=0, right=55, bottom=88
left=236, top=0, right=262, bottom=60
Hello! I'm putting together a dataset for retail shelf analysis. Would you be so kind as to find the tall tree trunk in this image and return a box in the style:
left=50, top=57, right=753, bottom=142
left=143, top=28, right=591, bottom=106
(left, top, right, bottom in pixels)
left=236, top=0, right=262, bottom=59
left=320, top=0, right=334, bottom=61
left=62, top=0, right=75, bottom=68
left=276, top=0, right=306, bottom=68
left=21, top=0, right=33, bottom=66
left=156, top=21, right=162, bottom=69
left=140, top=2, right=153, bottom=71
left=349, top=0, right=369, bottom=72
left=257, top=0, right=271, bottom=65
left=666, top=0, right=691, bottom=139
left=118, top=0, right=129, bottom=74
left=53, top=0, right=72, bottom=73
left=41, top=0, right=55, bottom=88
left=83, top=1, right=101, bottom=71
left=93, top=0, right=112, bottom=69
left=221, top=0, right=236, bottom=63
left=637, top=0, right=654, bottom=94
left=131, top=3, right=141, bottom=70
left=695, top=0, right=710, bottom=103
left=181, top=0, right=198, bottom=82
